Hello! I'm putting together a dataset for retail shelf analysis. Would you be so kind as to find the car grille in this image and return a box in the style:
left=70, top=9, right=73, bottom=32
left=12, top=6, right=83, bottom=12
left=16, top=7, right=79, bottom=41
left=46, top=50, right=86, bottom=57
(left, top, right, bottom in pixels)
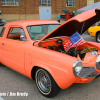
left=78, top=67, right=98, bottom=78
left=96, top=62, right=100, bottom=70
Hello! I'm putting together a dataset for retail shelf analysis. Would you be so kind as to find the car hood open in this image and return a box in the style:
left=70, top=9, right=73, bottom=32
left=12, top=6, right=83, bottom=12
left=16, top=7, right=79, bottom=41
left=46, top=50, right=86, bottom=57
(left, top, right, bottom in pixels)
left=36, top=9, right=100, bottom=44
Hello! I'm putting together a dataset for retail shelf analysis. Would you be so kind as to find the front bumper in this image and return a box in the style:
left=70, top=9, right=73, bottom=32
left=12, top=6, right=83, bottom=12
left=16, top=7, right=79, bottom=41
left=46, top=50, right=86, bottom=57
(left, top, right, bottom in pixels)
left=74, top=77, right=94, bottom=83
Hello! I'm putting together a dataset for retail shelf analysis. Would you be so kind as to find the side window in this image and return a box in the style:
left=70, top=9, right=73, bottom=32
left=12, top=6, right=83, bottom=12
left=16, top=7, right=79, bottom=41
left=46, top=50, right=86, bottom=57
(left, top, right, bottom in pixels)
left=7, top=27, right=27, bottom=41
left=0, top=27, right=5, bottom=37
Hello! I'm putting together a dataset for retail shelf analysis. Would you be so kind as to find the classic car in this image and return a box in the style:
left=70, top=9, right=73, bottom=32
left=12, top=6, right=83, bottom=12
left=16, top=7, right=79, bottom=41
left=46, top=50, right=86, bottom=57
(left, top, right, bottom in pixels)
left=1, top=9, right=100, bottom=98
left=88, top=25, right=100, bottom=42
left=0, top=11, right=6, bottom=26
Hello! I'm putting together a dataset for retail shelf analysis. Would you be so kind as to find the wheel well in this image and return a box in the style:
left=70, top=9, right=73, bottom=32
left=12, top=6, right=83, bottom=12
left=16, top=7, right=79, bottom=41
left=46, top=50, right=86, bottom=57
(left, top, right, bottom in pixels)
left=96, top=31, right=100, bottom=36
left=31, top=66, right=51, bottom=80
left=31, top=66, right=50, bottom=80
left=31, top=66, right=38, bottom=80
left=31, top=66, right=60, bottom=90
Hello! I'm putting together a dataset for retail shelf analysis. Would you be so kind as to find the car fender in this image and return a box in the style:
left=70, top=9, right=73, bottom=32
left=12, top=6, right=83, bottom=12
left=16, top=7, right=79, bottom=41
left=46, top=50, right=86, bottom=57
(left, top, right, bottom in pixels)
left=86, top=41, right=100, bottom=53
left=34, top=62, right=77, bottom=89
left=88, top=26, right=100, bottom=37
left=87, top=41, right=100, bottom=48
left=25, top=47, right=77, bottom=89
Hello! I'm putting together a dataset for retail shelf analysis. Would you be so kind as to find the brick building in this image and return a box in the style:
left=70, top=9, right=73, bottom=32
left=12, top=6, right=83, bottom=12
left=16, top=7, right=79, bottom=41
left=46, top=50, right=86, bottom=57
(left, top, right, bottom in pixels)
left=0, top=0, right=100, bottom=21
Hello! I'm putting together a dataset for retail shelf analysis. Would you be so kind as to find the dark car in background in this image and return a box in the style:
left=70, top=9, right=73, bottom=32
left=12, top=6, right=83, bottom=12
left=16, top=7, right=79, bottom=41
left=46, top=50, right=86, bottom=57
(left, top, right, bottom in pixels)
left=0, top=19, right=6, bottom=26
left=0, top=11, right=6, bottom=26
left=60, top=10, right=74, bottom=20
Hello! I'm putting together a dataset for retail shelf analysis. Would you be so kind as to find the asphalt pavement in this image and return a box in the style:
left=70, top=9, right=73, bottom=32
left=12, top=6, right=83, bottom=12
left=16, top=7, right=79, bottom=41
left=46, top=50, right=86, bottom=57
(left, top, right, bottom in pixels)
left=0, top=20, right=100, bottom=100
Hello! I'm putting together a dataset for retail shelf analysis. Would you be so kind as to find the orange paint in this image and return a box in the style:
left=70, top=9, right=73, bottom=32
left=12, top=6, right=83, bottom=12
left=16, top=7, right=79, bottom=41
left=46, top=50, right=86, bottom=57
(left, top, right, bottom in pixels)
left=0, top=9, right=100, bottom=90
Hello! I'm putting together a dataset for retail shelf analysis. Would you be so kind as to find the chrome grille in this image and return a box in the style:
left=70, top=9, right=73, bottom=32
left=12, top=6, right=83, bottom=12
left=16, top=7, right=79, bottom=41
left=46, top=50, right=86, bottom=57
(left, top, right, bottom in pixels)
left=96, top=55, right=100, bottom=70
left=78, top=67, right=97, bottom=78
left=96, top=62, right=100, bottom=70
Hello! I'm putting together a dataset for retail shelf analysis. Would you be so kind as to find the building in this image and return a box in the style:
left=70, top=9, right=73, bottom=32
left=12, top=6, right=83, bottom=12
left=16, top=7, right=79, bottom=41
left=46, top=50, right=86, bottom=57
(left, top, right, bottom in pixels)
left=0, top=0, right=99, bottom=21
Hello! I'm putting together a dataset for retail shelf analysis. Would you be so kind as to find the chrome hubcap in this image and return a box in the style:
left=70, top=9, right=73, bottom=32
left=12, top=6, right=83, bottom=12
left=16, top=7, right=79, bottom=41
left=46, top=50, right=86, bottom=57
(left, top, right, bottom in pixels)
left=36, top=69, right=51, bottom=94
left=97, top=35, right=100, bottom=42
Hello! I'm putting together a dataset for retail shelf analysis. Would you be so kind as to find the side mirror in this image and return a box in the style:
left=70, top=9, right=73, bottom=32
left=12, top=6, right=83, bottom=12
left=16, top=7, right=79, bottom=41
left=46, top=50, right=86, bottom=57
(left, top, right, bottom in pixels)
left=20, top=35, right=26, bottom=41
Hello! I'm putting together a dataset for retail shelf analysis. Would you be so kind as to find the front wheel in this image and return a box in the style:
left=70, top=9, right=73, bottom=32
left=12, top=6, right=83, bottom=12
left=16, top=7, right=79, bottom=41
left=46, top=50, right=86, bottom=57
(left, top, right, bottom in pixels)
left=96, top=32, right=100, bottom=43
left=35, top=68, right=60, bottom=98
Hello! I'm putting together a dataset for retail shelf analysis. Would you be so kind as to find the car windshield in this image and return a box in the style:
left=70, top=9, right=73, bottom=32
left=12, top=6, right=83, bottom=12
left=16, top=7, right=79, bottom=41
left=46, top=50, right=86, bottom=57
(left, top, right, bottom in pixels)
left=27, top=24, right=60, bottom=40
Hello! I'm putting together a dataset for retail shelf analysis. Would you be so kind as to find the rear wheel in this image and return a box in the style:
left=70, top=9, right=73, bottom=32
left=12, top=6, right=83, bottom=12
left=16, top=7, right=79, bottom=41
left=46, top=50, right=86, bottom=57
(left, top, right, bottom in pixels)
left=96, top=32, right=100, bottom=42
left=35, top=68, right=60, bottom=98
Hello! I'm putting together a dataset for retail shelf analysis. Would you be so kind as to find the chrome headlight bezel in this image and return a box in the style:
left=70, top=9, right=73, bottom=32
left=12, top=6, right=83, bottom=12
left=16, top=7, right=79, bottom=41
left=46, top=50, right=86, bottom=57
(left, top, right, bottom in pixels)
left=96, top=55, right=100, bottom=70
left=73, top=60, right=83, bottom=77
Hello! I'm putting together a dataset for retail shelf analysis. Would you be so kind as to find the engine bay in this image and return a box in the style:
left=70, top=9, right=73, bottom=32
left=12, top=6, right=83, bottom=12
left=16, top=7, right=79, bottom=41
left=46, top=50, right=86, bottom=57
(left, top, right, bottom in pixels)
left=38, top=37, right=98, bottom=60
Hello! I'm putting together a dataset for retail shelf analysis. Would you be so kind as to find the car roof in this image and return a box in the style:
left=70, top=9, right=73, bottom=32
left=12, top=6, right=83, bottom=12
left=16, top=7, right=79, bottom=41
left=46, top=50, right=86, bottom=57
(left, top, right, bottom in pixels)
left=4, top=20, right=60, bottom=27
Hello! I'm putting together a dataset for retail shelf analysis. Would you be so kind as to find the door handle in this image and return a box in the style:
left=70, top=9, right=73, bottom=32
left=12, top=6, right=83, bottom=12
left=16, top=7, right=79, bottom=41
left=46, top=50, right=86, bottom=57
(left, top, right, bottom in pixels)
left=2, top=43, right=5, bottom=45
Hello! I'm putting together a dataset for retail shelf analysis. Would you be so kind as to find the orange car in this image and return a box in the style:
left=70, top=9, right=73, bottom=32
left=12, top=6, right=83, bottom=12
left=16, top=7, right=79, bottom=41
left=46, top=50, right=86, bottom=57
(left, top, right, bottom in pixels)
left=1, top=9, right=100, bottom=98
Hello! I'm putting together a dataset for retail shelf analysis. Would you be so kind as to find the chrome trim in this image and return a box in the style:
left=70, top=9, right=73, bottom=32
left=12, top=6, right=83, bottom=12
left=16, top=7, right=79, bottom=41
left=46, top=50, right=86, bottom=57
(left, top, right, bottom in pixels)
left=78, top=67, right=97, bottom=78
left=96, top=55, right=100, bottom=70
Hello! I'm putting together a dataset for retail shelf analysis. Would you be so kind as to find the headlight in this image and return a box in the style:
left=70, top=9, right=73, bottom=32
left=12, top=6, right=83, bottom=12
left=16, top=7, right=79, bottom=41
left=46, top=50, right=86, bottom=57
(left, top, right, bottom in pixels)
left=73, top=60, right=82, bottom=77
left=96, top=55, right=100, bottom=70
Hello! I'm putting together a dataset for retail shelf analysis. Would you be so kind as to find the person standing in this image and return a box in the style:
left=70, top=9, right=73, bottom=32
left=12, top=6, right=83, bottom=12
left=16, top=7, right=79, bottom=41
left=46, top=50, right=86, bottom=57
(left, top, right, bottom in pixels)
left=66, top=12, right=70, bottom=20
left=57, top=13, right=60, bottom=23
left=72, top=10, right=75, bottom=17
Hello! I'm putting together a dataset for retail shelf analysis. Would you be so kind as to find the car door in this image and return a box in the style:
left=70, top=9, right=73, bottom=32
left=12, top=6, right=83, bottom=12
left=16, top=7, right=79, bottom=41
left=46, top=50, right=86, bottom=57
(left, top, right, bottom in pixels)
left=2, top=27, right=27, bottom=75
left=0, top=27, right=5, bottom=61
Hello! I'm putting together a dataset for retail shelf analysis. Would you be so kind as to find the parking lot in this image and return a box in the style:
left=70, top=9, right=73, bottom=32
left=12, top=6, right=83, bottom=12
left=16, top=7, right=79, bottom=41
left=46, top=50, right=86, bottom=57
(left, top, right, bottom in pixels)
left=0, top=22, right=100, bottom=100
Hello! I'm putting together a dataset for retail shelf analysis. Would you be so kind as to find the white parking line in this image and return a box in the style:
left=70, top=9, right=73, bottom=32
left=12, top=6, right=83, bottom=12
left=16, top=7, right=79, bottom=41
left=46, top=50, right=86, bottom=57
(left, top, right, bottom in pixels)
left=0, top=96, right=4, bottom=100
